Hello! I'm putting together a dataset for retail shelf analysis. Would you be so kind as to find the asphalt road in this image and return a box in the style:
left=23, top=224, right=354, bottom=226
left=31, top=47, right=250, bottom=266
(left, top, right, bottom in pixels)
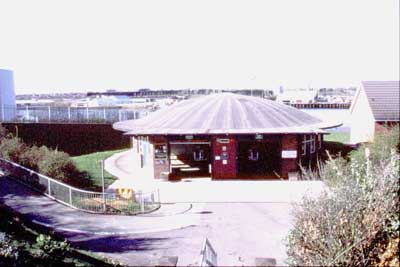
left=69, top=202, right=293, bottom=266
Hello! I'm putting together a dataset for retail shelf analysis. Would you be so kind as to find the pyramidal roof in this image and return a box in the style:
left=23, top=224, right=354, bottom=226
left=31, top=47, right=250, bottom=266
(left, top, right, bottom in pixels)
left=114, top=93, right=339, bottom=135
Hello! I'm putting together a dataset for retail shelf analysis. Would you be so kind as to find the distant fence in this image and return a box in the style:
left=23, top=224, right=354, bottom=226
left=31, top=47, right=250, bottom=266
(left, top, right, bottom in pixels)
left=0, top=158, right=160, bottom=215
left=0, top=105, right=150, bottom=124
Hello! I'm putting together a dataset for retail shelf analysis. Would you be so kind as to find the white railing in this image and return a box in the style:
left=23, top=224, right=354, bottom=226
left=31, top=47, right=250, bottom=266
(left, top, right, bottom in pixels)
left=0, top=105, right=150, bottom=124
left=199, top=238, right=218, bottom=267
left=0, top=158, right=160, bottom=215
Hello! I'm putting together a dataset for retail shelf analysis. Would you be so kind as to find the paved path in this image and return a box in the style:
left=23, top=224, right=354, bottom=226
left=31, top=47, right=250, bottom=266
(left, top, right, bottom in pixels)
left=0, top=176, right=200, bottom=235
left=105, top=150, right=327, bottom=203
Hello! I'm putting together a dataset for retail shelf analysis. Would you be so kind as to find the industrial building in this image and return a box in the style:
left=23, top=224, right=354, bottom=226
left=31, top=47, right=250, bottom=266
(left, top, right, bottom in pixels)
left=0, top=69, right=16, bottom=121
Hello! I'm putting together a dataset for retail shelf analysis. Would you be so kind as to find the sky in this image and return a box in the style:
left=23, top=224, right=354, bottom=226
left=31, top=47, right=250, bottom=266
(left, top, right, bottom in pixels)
left=0, top=0, right=399, bottom=94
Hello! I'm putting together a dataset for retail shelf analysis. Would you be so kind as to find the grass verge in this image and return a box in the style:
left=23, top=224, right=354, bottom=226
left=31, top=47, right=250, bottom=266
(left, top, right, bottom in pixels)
left=72, top=149, right=128, bottom=189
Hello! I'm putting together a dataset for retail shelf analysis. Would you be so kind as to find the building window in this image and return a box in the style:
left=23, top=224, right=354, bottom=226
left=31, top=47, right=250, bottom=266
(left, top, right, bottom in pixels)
left=248, top=148, right=259, bottom=161
left=154, top=144, right=167, bottom=159
left=193, top=149, right=206, bottom=161
left=310, top=135, right=315, bottom=154
left=302, top=135, right=307, bottom=155
left=302, top=134, right=316, bottom=155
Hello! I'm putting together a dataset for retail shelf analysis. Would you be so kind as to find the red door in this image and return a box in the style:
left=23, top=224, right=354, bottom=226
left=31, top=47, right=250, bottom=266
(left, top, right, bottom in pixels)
left=212, top=136, right=237, bottom=179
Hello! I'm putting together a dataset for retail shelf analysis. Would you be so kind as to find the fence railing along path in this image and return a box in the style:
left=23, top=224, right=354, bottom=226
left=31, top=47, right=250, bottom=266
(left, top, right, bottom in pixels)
left=199, top=238, right=218, bottom=267
left=0, top=158, right=160, bottom=215
left=0, top=105, right=150, bottom=124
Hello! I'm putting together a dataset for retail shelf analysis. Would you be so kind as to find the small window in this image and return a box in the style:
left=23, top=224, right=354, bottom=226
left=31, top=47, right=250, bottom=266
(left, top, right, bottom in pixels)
left=302, top=135, right=307, bottom=155
left=194, top=149, right=206, bottom=161
left=248, top=149, right=259, bottom=161
left=154, top=144, right=167, bottom=159
left=310, top=135, right=315, bottom=154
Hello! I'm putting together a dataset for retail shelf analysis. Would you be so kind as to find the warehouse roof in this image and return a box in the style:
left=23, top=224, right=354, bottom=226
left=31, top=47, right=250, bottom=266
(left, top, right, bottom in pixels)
left=114, top=93, right=339, bottom=135
left=360, top=81, right=400, bottom=121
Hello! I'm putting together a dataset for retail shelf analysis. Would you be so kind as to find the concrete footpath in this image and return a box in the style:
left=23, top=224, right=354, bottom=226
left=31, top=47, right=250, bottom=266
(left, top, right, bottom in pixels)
left=0, top=176, right=201, bottom=235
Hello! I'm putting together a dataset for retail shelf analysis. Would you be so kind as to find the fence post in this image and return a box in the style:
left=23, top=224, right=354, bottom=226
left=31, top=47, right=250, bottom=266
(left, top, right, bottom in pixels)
left=69, top=186, right=72, bottom=205
left=86, top=107, right=89, bottom=121
left=1, top=103, right=4, bottom=121
left=138, top=191, right=145, bottom=213
left=68, top=107, right=71, bottom=122
left=48, top=106, right=51, bottom=121
left=103, top=107, right=106, bottom=121
left=25, top=106, right=29, bottom=121
left=48, top=179, right=51, bottom=196
left=118, top=109, right=121, bottom=121
left=101, top=160, right=106, bottom=212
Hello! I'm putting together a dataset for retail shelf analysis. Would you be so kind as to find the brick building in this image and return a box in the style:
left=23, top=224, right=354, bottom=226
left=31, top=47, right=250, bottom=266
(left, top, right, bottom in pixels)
left=114, top=93, right=338, bottom=180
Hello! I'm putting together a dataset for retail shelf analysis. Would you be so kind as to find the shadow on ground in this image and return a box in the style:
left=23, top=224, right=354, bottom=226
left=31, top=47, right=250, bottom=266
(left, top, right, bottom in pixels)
left=70, top=236, right=173, bottom=253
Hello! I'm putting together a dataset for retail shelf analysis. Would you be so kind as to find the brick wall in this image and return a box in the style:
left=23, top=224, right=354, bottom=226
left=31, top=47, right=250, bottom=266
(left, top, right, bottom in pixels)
left=281, top=134, right=298, bottom=179
left=149, top=136, right=170, bottom=179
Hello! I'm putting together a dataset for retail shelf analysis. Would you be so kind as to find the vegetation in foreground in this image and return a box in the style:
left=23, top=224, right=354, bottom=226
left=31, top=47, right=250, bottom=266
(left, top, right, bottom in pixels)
left=287, top=126, right=399, bottom=266
left=72, top=149, right=127, bottom=188
left=0, top=204, right=121, bottom=267
left=0, top=125, right=121, bottom=191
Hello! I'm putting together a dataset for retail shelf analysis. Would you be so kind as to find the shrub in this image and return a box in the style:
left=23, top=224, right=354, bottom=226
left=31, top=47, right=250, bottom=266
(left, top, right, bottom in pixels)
left=19, top=145, right=50, bottom=171
left=30, top=234, right=70, bottom=260
left=286, top=128, right=400, bottom=266
left=0, top=136, right=28, bottom=163
left=37, top=150, right=78, bottom=184
left=0, top=125, right=8, bottom=140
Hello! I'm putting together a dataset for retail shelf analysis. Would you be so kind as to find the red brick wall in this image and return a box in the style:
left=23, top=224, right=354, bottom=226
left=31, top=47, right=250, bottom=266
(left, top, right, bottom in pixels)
left=375, top=122, right=399, bottom=135
left=281, top=134, right=298, bottom=179
left=212, top=136, right=237, bottom=179
left=149, top=136, right=170, bottom=179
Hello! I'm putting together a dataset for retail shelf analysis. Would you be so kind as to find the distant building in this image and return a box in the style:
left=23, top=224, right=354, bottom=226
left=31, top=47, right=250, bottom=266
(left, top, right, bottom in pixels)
left=277, top=88, right=317, bottom=104
left=0, top=69, right=16, bottom=121
left=349, top=81, right=400, bottom=144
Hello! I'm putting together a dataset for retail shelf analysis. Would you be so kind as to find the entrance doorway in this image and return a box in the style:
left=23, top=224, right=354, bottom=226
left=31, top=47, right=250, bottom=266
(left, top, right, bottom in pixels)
left=237, top=137, right=281, bottom=178
left=169, top=141, right=211, bottom=179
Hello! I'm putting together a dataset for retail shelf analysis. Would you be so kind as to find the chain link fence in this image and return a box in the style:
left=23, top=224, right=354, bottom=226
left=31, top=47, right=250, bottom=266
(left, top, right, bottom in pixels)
left=0, top=105, right=149, bottom=124
left=0, top=158, right=160, bottom=215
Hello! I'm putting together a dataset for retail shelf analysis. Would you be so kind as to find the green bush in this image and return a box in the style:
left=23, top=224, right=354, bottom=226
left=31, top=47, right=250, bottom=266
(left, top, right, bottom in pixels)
left=0, top=137, right=28, bottom=163
left=37, top=150, right=79, bottom=184
left=286, top=128, right=400, bottom=266
left=0, top=125, right=8, bottom=139
left=19, top=145, right=50, bottom=171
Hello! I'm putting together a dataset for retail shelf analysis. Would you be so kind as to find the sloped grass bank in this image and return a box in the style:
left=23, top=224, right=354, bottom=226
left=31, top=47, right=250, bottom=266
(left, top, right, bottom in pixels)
left=72, top=149, right=128, bottom=189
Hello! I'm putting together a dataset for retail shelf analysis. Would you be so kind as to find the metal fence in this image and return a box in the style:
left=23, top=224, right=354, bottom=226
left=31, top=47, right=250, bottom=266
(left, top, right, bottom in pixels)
left=0, top=105, right=150, bottom=124
left=0, top=158, right=160, bottom=215
left=199, top=238, right=218, bottom=267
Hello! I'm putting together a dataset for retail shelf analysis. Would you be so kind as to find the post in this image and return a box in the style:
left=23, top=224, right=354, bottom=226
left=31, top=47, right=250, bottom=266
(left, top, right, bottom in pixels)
left=140, top=191, right=145, bottom=213
left=101, top=160, right=106, bottom=212
left=103, top=107, right=106, bottom=121
left=68, top=107, right=71, bottom=122
left=69, top=186, right=72, bottom=205
left=48, top=106, right=51, bottom=121
left=48, top=179, right=51, bottom=196
left=118, top=109, right=121, bottom=121
left=1, top=103, right=4, bottom=121
left=25, top=105, right=29, bottom=121
left=86, top=107, right=89, bottom=121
